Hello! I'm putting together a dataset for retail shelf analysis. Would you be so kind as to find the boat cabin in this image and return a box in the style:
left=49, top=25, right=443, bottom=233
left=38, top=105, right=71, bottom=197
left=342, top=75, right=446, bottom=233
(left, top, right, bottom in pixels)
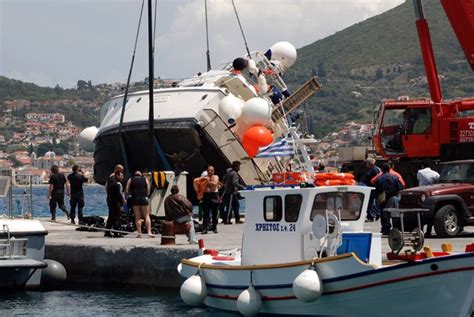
left=241, top=185, right=381, bottom=266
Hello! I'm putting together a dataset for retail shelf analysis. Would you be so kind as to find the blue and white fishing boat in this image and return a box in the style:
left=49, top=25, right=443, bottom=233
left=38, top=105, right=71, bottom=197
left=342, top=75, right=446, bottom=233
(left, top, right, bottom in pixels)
left=178, top=184, right=474, bottom=316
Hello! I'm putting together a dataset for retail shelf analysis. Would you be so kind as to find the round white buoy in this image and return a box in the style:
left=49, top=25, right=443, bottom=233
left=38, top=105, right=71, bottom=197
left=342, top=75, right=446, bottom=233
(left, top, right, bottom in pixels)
left=268, top=41, right=297, bottom=71
left=78, top=126, right=98, bottom=152
left=180, top=274, right=207, bottom=306
left=241, top=97, right=271, bottom=126
left=41, top=259, right=67, bottom=288
left=292, top=269, right=323, bottom=302
left=236, top=285, right=262, bottom=316
left=218, top=93, right=244, bottom=125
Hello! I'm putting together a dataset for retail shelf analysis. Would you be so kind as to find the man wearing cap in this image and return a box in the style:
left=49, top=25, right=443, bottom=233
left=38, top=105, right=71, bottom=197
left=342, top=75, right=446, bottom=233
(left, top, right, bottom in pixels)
left=164, top=185, right=197, bottom=244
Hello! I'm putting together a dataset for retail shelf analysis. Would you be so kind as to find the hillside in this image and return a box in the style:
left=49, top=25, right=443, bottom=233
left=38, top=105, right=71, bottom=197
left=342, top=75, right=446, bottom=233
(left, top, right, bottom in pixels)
left=1, top=0, right=473, bottom=140
left=285, top=0, right=474, bottom=138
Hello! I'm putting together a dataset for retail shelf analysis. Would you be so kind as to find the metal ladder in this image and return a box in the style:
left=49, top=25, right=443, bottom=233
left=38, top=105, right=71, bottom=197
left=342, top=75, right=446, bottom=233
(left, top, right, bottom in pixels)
left=271, top=77, right=321, bottom=122
left=0, top=224, right=28, bottom=259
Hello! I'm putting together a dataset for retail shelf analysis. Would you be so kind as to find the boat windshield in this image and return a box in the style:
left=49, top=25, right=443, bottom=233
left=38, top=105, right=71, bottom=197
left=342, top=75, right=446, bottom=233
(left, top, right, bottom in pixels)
left=310, top=192, right=364, bottom=221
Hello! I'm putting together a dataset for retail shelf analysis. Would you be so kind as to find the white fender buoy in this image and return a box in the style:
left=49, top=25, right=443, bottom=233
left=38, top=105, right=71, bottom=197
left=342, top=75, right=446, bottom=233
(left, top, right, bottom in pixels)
left=237, top=284, right=262, bottom=316
left=241, top=97, right=271, bottom=126
left=180, top=274, right=207, bottom=306
left=78, top=126, right=98, bottom=152
left=267, top=41, right=297, bottom=72
left=218, top=93, right=244, bottom=125
left=292, top=269, right=323, bottom=303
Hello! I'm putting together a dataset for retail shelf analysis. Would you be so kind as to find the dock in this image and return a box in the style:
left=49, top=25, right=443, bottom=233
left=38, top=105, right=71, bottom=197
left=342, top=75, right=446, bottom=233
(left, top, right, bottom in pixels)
left=42, top=218, right=474, bottom=288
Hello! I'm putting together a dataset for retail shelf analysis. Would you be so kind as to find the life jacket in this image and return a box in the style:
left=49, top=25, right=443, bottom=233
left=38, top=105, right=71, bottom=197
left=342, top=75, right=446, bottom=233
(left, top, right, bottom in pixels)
left=193, top=177, right=209, bottom=201
left=314, top=173, right=355, bottom=186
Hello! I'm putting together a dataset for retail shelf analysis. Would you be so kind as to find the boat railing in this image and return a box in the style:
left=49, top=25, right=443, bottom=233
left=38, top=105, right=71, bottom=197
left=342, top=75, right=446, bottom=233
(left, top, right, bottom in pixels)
left=0, top=224, right=28, bottom=260
left=244, top=183, right=307, bottom=190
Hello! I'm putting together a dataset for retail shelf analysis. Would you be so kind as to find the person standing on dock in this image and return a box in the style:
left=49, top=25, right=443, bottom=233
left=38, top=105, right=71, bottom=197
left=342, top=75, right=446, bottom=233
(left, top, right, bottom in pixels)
left=105, top=171, right=125, bottom=238
left=67, top=165, right=88, bottom=225
left=201, top=165, right=220, bottom=234
left=374, top=163, right=403, bottom=235
left=125, top=171, right=154, bottom=238
left=48, top=164, right=70, bottom=221
left=363, top=158, right=381, bottom=222
left=223, top=161, right=245, bottom=224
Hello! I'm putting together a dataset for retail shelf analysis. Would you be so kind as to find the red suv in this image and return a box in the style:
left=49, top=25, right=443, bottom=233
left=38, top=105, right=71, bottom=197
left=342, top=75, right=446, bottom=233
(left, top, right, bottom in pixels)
left=396, top=160, right=474, bottom=237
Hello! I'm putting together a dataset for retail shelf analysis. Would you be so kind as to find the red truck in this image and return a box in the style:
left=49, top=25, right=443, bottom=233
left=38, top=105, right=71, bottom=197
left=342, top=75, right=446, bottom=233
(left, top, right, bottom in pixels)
left=370, top=0, right=474, bottom=186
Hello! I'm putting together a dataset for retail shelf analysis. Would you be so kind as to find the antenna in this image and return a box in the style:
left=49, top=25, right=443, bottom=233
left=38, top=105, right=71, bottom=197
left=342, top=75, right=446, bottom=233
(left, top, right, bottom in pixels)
left=204, top=0, right=211, bottom=71
left=231, top=0, right=252, bottom=58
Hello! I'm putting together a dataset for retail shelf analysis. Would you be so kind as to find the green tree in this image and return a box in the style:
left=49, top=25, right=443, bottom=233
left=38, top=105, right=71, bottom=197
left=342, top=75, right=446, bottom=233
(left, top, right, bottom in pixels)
left=318, top=60, right=327, bottom=78
left=54, top=84, right=63, bottom=95
left=375, top=68, right=383, bottom=80
left=7, top=155, right=22, bottom=168
left=77, top=80, right=88, bottom=90
left=38, top=142, right=55, bottom=156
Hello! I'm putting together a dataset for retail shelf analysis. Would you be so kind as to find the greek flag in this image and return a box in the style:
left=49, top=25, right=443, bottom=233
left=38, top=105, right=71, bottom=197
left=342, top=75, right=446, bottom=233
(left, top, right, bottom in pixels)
left=256, top=137, right=294, bottom=158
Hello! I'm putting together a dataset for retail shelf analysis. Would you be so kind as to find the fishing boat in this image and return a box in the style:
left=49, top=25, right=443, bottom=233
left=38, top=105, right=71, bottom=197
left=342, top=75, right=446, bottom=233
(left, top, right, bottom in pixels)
left=177, top=184, right=474, bottom=316
left=0, top=219, right=48, bottom=288
left=0, top=176, right=66, bottom=289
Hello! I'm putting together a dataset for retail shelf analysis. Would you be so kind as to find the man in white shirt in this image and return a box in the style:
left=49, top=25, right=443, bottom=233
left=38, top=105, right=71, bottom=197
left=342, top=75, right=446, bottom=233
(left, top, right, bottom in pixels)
left=417, top=161, right=440, bottom=186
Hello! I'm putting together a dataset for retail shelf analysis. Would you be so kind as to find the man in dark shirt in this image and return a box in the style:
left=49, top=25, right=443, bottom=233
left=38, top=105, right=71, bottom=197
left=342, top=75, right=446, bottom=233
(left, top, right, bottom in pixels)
left=223, top=161, right=245, bottom=224
left=48, top=164, right=70, bottom=221
left=105, top=171, right=125, bottom=238
left=374, top=163, right=403, bottom=235
left=363, top=158, right=381, bottom=221
left=67, top=164, right=88, bottom=224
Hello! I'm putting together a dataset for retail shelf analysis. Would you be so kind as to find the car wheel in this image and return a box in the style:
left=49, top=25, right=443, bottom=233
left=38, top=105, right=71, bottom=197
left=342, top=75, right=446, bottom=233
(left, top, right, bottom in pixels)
left=433, top=204, right=461, bottom=238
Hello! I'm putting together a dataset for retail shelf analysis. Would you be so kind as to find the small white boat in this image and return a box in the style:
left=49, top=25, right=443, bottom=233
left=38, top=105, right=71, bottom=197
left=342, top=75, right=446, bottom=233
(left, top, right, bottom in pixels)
left=178, top=185, right=474, bottom=316
left=0, top=219, right=48, bottom=288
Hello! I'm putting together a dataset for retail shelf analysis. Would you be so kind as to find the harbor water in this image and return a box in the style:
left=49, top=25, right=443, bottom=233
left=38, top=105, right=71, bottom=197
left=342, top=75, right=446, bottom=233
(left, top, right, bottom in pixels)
left=0, top=185, right=245, bottom=219
left=0, top=286, right=237, bottom=316
left=0, top=185, right=108, bottom=219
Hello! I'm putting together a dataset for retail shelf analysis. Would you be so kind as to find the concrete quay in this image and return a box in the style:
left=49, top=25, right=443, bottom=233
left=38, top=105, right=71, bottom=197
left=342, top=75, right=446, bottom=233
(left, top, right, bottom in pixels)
left=42, top=218, right=474, bottom=288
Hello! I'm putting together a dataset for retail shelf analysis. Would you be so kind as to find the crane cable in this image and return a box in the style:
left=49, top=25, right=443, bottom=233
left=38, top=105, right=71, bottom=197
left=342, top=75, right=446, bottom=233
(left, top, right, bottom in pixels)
left=205, top=0, right=211, bottom=71
left=231, top=0, right=252, bottom=59
left=118, top=0, right=145, bottom=177
left=153, top=0, right=158, bottom=53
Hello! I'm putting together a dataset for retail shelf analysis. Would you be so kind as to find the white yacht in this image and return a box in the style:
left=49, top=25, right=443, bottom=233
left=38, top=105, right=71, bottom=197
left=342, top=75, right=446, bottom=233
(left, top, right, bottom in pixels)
left=80, top=43, right=320, bottom=198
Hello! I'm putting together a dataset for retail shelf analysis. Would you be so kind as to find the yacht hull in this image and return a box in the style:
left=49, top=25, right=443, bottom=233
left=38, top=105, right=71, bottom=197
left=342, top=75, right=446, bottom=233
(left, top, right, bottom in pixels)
left=94, top=119, right=231, bottom=199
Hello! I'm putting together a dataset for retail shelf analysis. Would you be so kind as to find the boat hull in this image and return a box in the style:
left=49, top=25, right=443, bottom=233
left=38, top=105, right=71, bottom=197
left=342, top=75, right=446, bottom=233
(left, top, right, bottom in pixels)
left=0, top=219, right=48, bottom=289
left=179, top=253, right=474, bottom=316
left=94, top=119, right=231, bottom=199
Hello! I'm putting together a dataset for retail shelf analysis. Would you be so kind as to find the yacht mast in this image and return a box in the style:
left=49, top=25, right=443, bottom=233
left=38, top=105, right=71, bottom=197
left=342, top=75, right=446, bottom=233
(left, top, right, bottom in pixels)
left=147, top=0, right=155, bottom=171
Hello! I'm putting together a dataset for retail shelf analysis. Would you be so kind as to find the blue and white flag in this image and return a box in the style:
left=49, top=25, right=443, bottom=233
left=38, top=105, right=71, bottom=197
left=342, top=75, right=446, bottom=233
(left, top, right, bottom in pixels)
left=256, top=137, right=294, bottom=158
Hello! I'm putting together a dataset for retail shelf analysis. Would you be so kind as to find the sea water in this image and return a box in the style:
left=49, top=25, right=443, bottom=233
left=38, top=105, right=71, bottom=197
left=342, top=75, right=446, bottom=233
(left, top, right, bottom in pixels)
left=0, top=285, right=238, bottom=316
left=0, top=185, right=245, bottom=219
left=0, top=185, right=108, bottom=219
left=0, top=187, right=243, bottom=315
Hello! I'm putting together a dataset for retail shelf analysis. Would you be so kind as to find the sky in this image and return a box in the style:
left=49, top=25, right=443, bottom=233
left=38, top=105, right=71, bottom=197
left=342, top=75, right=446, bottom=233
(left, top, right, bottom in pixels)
left=0, top=0, right=404, bottom=89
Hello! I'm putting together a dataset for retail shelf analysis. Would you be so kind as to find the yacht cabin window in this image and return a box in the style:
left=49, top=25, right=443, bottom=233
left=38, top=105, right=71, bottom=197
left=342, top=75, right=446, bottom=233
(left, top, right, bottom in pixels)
left=310, top=192, right=364, bottom=221
left=264, top=196, right=282, bottom=222
left=285, top=194, right=302, bottom=222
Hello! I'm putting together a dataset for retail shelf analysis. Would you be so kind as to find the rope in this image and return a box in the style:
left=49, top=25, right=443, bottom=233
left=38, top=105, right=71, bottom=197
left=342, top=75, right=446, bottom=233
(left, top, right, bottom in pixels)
left=231, top=0, right=251, bottom=58
left=118, top=0, right=145, bottom=177
left=51, top=220, right=176, bottom=239
left=204, top=0, right=211, bottom=71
